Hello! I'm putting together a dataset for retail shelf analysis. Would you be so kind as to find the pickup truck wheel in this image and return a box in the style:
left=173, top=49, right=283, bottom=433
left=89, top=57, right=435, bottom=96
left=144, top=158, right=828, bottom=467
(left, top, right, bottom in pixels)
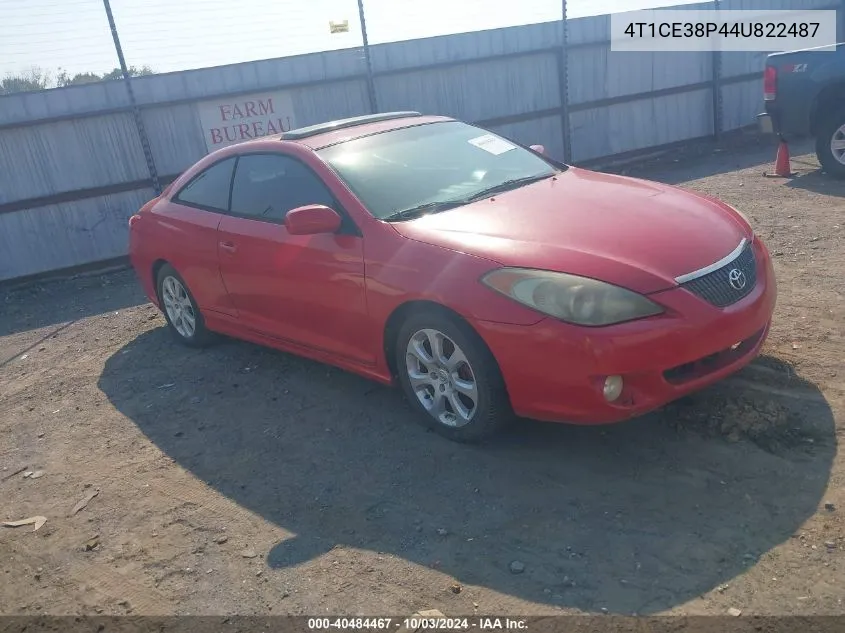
left=816, top=110, right=845, bottom=179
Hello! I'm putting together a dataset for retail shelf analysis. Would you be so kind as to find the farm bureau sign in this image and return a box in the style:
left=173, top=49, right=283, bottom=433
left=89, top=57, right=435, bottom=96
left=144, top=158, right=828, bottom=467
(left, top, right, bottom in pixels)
left=197, top=91, right=297, bottom=152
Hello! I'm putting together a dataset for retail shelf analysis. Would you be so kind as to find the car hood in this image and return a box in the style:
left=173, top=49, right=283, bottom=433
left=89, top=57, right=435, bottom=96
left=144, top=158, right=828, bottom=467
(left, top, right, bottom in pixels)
left=389, top=167, right=750, bottom=294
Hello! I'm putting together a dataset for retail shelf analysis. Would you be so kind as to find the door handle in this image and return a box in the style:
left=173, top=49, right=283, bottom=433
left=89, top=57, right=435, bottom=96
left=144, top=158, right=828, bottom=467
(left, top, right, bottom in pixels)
left=219, top=240, right=237, bottom=253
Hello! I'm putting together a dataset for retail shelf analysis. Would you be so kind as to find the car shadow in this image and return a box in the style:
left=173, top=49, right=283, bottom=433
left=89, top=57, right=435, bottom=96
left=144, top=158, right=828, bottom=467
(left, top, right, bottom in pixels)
left=785, top=168, right=845, bottom=197
left=98, top=328, right=836, bottom=615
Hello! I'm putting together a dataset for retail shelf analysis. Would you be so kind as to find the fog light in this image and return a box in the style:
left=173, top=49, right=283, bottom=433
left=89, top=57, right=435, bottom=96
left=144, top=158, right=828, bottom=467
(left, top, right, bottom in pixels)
left=603, top=375, right=624, bottom=402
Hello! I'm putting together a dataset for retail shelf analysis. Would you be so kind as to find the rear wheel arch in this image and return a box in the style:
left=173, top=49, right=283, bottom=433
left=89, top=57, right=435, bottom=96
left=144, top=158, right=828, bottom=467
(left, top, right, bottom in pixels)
left=812, top=90, right=845, bottom=178
left=810, top=82, right=845, bottom=135
left=154, top=262, right=216, bottom=347
left=151, top=259, right=169, bottom=297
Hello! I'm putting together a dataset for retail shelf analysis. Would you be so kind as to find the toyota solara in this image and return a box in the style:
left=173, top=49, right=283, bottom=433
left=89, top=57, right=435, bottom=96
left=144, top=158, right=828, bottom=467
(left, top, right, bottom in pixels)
left=129, top=111, right=777, bottom=442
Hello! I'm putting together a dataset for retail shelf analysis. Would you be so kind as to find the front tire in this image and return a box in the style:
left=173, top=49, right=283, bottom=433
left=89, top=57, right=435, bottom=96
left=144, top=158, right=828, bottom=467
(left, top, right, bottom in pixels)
left=156, top=264, right=215, bottom=348
left=395, top=310, right=512, bottom=443
left=815, top=109, right=845, bottom=179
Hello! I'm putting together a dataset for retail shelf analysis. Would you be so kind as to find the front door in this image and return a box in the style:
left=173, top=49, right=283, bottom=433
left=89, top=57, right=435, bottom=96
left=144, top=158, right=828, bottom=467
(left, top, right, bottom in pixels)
left=216, top=152, right=373, bottom=365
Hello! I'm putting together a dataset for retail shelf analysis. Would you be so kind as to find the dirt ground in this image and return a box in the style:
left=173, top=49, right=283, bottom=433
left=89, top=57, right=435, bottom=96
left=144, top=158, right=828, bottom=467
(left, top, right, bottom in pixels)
left=1, top=135, right=843, bottom=618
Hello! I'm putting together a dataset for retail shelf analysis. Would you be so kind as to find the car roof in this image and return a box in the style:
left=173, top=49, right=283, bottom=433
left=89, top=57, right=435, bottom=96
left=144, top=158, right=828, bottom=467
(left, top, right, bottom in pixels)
left=273, top=112, right=455, bottom=150
left=281, top=111, right=424, bottom=140
left=169, top=112, right=458, bottom=193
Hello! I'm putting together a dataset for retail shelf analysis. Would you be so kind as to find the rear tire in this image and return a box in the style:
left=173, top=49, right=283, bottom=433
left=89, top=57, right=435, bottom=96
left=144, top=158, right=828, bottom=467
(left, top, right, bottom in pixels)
left=156, top=264, right=216, bottom=348
left=815, top=109, right=845, bottom=179
left=395, top=309, right=512, bottom=443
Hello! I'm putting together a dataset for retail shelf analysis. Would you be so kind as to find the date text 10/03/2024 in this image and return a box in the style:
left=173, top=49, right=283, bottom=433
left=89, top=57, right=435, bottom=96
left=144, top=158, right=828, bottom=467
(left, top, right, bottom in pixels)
left=307, top=618, right=528, bottom=630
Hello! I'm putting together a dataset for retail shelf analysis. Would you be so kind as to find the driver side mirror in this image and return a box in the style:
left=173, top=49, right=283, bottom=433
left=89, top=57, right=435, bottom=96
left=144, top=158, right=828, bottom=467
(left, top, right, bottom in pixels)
left=530, top=144, right=546, bottom=155
left=284, top=205, right=342, bottom=235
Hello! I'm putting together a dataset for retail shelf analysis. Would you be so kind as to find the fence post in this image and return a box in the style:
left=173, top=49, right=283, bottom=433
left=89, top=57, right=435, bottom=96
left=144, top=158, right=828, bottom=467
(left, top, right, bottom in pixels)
left=102, top=0, right=161, bottom=195
left=357, top=0, right=379, bottom=114
left=840, top=0, right=845, bottom=42
left=559, top=0, right=573, bottom=163
left=711, top=0, right=723, bottom=140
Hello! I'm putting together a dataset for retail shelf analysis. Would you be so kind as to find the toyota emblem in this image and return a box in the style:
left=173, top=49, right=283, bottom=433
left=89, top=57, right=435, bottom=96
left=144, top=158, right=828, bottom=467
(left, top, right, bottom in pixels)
left=728, top=268, right=746, bottom=291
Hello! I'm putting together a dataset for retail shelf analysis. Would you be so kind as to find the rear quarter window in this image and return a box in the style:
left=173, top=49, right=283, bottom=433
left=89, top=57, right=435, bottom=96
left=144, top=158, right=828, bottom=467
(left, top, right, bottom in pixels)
left=173, top=157, right=237, bottom=211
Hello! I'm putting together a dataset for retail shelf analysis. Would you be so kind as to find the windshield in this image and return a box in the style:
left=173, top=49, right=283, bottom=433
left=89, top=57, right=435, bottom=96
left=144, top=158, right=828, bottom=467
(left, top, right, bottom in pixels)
left=317, top=121, right=560, bottom=221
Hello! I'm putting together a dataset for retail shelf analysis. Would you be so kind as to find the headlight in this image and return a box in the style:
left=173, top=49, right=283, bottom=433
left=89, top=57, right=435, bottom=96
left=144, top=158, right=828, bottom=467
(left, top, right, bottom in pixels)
left=481, top=268, right=664, bottom=326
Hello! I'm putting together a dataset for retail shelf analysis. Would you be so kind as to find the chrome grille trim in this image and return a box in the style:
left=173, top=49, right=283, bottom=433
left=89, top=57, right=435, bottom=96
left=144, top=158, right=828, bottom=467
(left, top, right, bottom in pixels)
left=680, top=242, right=757, bottom=307
left=674, top=238, right=748, bottom=284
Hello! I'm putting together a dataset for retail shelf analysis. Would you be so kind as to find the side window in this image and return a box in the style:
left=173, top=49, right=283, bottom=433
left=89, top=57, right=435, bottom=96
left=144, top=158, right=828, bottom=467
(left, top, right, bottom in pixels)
left=173, top=157, right=236, bottom=211
left=229, top=154, right=337, bottom=221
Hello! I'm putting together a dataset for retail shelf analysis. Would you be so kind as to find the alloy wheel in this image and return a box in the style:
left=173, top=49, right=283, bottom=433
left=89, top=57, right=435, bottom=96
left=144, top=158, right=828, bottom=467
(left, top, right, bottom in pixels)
left=405, top=328, right=479, bottom=427
left=831, top=124, right=845, bottom=166
left=161, top=275, right=196, bottom=339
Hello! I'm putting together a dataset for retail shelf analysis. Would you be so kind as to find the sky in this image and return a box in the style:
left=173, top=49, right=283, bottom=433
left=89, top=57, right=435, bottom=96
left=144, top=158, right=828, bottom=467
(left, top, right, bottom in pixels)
left=0, top=0, right=704, bottom=79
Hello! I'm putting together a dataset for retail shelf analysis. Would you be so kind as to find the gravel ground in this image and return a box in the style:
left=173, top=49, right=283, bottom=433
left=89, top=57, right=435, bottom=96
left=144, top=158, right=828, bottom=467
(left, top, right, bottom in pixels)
left=1, top=135, right=843, bottom=618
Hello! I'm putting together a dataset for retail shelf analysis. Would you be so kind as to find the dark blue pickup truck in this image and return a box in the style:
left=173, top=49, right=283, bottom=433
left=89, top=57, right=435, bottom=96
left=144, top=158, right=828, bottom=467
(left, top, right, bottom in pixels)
left=758, top=43, right=845, bottom=177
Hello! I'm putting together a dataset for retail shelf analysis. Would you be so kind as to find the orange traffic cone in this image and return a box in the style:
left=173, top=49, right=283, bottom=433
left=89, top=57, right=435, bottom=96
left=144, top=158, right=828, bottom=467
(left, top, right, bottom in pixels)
left=774, top=139, right=792, bottom=177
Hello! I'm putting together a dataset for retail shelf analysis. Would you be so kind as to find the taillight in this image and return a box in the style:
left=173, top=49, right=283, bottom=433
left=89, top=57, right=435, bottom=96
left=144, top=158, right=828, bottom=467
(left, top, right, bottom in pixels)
left=763, top=66, right=777, bottom=101
left=128, top=214, right=141, bottom=229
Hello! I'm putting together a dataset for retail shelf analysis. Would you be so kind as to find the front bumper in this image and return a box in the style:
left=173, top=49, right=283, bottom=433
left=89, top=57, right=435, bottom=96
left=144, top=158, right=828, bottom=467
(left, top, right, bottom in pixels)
left=473, top=239, right=777, bottom=425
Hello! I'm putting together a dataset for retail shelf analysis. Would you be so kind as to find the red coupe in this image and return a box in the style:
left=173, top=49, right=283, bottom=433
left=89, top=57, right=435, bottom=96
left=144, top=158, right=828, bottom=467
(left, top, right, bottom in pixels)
left=129, top=112, right=777, bottom=442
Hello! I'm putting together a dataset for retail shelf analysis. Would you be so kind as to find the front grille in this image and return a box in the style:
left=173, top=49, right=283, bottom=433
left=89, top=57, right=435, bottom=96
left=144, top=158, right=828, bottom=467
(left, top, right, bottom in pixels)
left=681, top=242, right=757, bottom=307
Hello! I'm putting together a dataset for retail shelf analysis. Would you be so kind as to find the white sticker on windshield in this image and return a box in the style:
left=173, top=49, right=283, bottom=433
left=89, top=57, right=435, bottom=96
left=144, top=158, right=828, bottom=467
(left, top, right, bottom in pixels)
left=468, top=134, right=516, bottom=155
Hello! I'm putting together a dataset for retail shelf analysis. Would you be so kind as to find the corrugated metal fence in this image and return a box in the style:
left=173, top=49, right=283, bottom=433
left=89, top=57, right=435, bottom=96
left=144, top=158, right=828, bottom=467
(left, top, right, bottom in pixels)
left=0, top=0, right=840, bottom=282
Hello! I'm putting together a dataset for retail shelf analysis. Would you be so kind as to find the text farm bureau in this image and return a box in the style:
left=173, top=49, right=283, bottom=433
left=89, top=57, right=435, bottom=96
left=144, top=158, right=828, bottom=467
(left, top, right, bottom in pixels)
left=208, top=98, right=294, bottom=145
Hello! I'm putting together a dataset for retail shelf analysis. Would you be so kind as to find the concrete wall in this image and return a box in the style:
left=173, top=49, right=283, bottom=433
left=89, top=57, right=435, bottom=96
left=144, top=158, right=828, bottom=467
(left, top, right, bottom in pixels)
left=0, top=0, right=838, bottom=281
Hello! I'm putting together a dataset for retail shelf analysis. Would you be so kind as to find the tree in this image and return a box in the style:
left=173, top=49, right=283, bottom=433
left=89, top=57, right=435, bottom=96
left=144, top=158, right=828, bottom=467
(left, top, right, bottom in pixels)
left=0, top=67, right=51, bottom=95
left=56, top=71, right=102, bottom=87
left=100, top=65, right=154, bottom=81
left=0, top=64, right=155, bottom=95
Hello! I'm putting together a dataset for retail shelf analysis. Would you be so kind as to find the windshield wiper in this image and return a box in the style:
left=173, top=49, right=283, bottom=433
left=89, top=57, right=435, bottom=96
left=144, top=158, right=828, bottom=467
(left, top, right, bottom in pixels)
left=459, top=173, right=555, bottom=204
left=382, top=200, right=467, bottom=222
left=381, top=173, right=556, bottom=222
